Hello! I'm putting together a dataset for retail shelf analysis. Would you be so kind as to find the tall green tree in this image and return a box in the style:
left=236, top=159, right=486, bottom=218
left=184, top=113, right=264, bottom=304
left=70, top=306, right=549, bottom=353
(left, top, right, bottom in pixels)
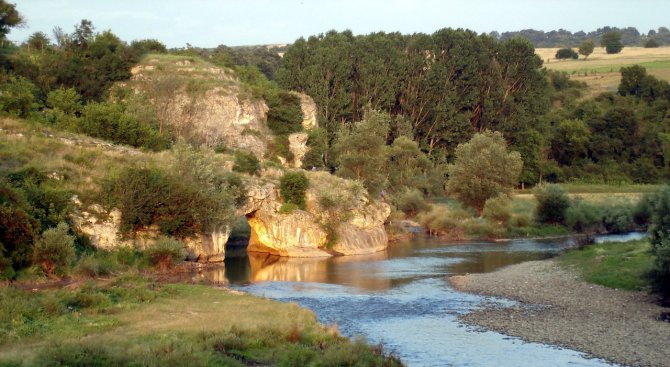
left=601, top=31, right=624, bottom=54
left=578, top=40, right=594, bottom=60
left=446, top=131, right=522, bottom=215
left=332, top=109, right=389, bottom=196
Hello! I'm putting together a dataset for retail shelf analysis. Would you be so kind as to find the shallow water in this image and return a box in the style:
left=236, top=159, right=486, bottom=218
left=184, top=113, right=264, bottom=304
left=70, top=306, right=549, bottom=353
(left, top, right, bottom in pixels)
left=197, top=233, right=644, bottom=366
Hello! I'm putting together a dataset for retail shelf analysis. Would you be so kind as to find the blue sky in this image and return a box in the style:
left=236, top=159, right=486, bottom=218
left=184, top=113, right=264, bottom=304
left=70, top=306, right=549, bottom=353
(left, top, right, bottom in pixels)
left=9, top=0, right=670, bottom=47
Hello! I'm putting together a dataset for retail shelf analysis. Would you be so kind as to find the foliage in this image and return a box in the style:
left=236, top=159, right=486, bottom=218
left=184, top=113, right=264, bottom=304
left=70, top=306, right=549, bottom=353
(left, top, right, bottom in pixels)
left=555, top=48, right=578, bottom=60
left=279, top=171, right=309, bottom=210
left=565, top=200, right=603, bottom=232
left=144, top=236, right=186, bottom=271
left=644, top=38, right=659, bottom=48
left=302, top=127, right=328, bottom=169
left=79, top=100, right=171, bottom=151
left=578, top=40, right=595, bottom=59
left=483, top=194, right=512, bottom=225
left=32, top=222, right=75, bottom=277
left=332, top=109, right=389, bottom=197
left=601, top=205, right=635, bottom=234
left=647, top=186, right=670, bottom=292
left=277, top=29, right=549, bottom=164
left=534, top=184, right=570, bottom=224
left=0, top=74, right=38, bottom=118
left=394, top=188, right=430, bottom=217
left=265, top=90, right=303, bottom=135
left=278, top=202, right=299, bottom=215
left=104, top=146, right=241, bottom=238
left=446, top=131, right=522, bottom=215
left=232, top=151, right=261, bottom=176
left=601, top=31, right=624, bottom=54
left=387, top=136, right=432, bottom=192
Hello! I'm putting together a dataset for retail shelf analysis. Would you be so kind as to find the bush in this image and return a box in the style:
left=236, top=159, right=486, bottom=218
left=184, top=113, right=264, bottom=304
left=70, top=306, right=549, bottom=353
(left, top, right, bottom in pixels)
left=232, top=151, right=261, bottom=175
left=602, top=205, right=635, bottom=234
left=279, top=171, right=309, bottom=210
left=482, top=194, right=512, bottom=225
left=555, top=48, right=578, bottom=60
left=394, top=188, right=430, bottom=217
left=534, top=184, right=570, bottom=224
left=302, top=128, right=327, bottom=169
left=565, top=200, right=603, bottom=232
left=644, top=38, right=659, bottom=48
left=0, top=75, right=38, bottom=118
left=647, top=186, right=670, bottom=292
left=32, top=222, right=76, bottom=277
left=279, top=202, right=299, bottom=215
left=74, top=252, right=121, bottom=278
left=144, top=237, right=186, bottom=271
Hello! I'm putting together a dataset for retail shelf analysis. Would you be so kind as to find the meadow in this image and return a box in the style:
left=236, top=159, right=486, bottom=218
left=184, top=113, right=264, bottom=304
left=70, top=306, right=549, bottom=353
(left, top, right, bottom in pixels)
left=536, top=46, right=670, bottom=97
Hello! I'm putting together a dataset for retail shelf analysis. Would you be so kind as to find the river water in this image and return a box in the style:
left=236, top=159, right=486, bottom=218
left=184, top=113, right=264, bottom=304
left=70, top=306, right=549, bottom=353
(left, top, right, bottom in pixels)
left=195, top=233, right=644, bottom=366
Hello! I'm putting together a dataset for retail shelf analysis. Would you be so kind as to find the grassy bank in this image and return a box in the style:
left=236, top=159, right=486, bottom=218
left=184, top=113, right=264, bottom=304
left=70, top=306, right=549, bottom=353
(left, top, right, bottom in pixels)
left=559, top=239, right=654, bottom=291
left=0, top=277, right=401, bottom=366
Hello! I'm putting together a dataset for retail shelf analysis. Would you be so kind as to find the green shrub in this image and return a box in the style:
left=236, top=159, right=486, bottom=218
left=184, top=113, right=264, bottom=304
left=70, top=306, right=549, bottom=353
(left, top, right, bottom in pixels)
left=509, top=213, right=532, bottom=228
left=279, top=203, right=299, bottom=215
left=394, top=188, right=430, bottom=217
left=80, top=101, right=170, bottom=151
left=565, top=200, right=603, bottom=232
left=482, top=194, right=511, bottom=224
left=302, top=128, right=327, bottom=169
left=280, top=171, right=309, bottom=209
left=74, top=252, right=121, bottom=278
left=232, top=151, right=261, bottom=175
left=534, top=184, right=570, bottom=224
left=0, top=75, right=38, bottom=118
left=32, top=222, right=75, bottom=277
left=647, top=186, right=670, bottom=293
left=602, top=205, right=635, bottom=234
left=555, top=48, right=578, bottom=60
left=104, top=157, right=239, bottom=238
left=144, top=237, right=186, bottom=270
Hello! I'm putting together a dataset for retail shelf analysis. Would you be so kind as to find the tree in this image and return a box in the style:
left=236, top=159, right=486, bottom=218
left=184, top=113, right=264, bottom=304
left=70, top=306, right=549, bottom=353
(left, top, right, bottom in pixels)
left=0, top=0, right=22, bottom=39
left=555, top=48, right=578, bottom=60
left=601, top=31, right=624, bottom=54
left=644, top=38, right=659, bottom=48
left=534, top=184, right=570, bottom=224
left=332, top=109, right=389, bottom=197
left=446, top=131, right=522, bottom=215
left=26, top=31, right=51, bottom=51
left=578, top=40, right=594, bottom=60
left=279, top=171, right=310, bottom=209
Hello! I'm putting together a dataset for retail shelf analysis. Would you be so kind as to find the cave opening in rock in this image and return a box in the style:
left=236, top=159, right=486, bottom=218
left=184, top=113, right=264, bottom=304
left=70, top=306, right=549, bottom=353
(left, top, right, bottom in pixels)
left=226, top=216, right=251, bottom=258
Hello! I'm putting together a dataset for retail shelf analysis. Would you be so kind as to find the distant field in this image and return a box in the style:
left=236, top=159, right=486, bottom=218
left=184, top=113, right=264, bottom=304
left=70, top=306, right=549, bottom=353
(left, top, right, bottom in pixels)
left=536, top=47, right=670, bottom=97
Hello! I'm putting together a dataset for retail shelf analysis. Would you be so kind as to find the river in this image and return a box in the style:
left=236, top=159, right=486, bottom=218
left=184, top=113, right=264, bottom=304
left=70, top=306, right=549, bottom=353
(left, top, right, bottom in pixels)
left=193, top=233, right=644, bottom=366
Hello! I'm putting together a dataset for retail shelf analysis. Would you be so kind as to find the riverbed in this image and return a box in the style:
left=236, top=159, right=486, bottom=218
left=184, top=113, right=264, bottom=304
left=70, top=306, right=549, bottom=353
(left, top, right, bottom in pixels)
left=193, top=235, right=644, bottom=366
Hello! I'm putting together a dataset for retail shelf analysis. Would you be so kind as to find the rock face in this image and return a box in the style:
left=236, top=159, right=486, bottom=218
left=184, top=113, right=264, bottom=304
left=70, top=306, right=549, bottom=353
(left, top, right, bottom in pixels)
left=287, top=132, right=309, bottom=168
left=126, top=57, right=269, bottom=158
left=243, top=171, right=390, bottom=258
left=294, top=92, right=318, bottom=129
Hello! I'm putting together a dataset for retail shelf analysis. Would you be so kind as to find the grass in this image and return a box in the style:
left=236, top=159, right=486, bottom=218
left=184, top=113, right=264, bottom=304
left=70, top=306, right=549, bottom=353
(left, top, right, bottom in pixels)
left=559, top=239, right=654, bottom=290
left=0, top=277, right=401, bottom=366
left=536, top=46, right=670, bottom=98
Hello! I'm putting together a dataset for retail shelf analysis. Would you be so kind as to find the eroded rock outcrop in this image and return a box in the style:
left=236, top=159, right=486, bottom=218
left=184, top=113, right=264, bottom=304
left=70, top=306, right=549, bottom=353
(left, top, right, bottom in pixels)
left=125, top=57, right=270, bottom=158
left=243, top=171, right=390, bottom=257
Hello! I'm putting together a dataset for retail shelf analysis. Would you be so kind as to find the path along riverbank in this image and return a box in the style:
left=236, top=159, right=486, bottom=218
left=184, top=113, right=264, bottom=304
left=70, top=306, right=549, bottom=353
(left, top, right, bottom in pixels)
left=450, top=260, right=670, bottom=367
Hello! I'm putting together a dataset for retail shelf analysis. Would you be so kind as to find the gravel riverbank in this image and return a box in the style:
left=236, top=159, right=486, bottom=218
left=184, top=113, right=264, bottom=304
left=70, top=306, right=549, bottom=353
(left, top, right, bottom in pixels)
left=449, top=260, right=670, bottom=367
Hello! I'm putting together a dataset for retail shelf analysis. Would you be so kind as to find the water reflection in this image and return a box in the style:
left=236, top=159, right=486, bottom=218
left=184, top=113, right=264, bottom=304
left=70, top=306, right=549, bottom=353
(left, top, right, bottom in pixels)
left=188, top=233, right=644, bottom=366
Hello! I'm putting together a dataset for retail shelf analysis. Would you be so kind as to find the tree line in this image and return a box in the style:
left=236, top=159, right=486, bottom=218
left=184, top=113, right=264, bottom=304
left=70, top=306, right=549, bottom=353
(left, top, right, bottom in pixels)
left=496, top=26, right=670, bottom=48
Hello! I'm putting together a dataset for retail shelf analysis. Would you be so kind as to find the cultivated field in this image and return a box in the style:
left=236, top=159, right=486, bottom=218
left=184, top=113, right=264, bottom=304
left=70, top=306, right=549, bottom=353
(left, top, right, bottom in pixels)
left=536, top=46, right=670, bottom=97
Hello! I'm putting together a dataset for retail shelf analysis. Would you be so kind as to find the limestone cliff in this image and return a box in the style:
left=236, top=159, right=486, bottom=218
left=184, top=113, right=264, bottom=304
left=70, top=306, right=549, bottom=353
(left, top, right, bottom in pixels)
left=125, top=56, right=270, bottom=158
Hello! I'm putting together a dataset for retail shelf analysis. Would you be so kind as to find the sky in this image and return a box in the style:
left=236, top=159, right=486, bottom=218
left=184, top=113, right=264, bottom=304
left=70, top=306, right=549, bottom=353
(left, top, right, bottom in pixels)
left=8, top=0, right=670, bottom=48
